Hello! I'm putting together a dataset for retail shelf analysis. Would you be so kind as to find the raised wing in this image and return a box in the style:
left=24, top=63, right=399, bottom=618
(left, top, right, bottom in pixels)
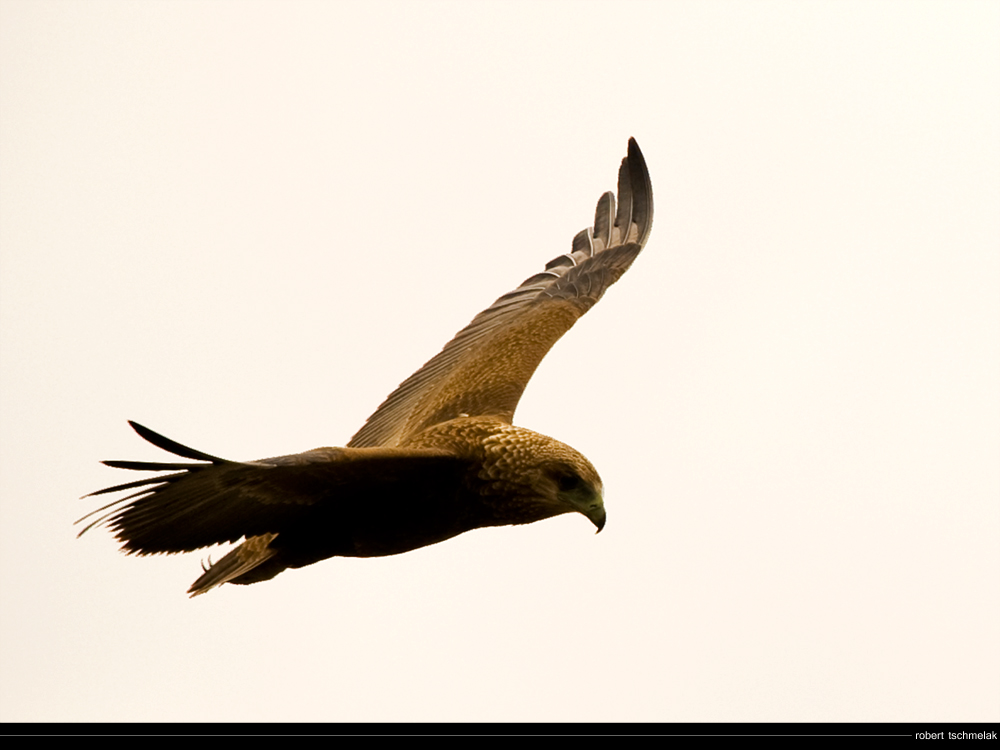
left=349, top=138, right=653, bottom=449
left=77, top=421, right=465, bottom=555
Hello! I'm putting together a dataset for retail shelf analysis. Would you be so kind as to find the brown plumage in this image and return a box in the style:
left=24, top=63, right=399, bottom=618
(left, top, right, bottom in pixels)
left=78, top=138, right=654, bottom=596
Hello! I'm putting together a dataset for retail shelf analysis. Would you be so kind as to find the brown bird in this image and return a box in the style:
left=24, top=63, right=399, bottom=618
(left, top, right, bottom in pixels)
left=79, top=138, right=654, bottom=596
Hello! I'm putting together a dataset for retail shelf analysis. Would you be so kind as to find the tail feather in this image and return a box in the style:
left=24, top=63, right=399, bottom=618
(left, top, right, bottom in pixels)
left=187, top=533, right=280, bottom=597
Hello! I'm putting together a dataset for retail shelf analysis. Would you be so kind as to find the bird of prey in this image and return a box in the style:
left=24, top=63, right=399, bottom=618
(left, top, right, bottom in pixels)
left=78, top=138, right=654, bottom=596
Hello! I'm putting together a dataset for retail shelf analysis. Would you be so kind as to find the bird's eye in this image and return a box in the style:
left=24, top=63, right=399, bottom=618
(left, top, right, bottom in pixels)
left=556, top=472, right=583, bottom=493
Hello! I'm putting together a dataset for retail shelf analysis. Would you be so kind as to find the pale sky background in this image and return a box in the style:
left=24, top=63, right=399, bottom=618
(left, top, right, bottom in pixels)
left=1, top=0, right=997, bottom=723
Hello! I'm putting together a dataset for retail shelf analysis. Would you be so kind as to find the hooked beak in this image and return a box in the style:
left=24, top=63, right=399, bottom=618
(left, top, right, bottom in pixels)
left=560, top=481, right=605, bottom=533
left=582, top=496, right=606, bottom=533
left=589, top=505, right=606, bottom=533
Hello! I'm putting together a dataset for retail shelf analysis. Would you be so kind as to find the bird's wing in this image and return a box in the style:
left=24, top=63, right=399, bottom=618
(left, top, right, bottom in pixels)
left=77, top=421, right=466, bottom=555
left=349, top=138, right=653, bottom=448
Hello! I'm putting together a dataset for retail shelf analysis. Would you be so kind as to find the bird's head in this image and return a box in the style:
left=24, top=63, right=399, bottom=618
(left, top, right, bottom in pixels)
left=539, top=458, right=606, bottom=532
left=478, top=424, right=606, bottom=532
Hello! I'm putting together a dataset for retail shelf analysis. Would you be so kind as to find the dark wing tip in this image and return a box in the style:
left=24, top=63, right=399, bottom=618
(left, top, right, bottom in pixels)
left=127, top=421, right=227, bottom=464
left=625, top=138, right=653, bottom=247
left=76, top=422, right=231, bottom=543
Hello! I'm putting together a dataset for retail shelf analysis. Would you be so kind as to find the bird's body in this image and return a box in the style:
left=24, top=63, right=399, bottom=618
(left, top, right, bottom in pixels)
left=79, top=139, right=653, bottom=596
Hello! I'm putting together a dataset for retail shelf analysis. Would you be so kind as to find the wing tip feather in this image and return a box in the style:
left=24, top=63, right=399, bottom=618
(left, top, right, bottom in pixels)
left=624, top=137, right=653, bottom=246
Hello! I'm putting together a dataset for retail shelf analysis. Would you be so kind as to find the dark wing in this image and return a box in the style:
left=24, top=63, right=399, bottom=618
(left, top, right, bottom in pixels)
left=77, top=421, right=464, bottom=555
left=349, top=138, right=653, bottom=448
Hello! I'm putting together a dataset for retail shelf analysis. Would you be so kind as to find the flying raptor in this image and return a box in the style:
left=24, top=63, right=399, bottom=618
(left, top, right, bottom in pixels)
left=79, top=138, right=654, bottom=596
